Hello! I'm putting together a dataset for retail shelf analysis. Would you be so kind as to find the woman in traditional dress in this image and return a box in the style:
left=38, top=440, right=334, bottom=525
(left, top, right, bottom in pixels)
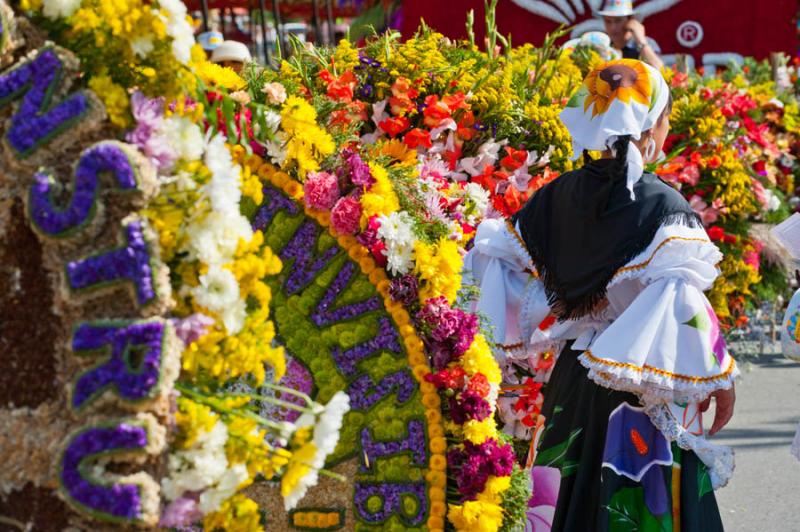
left=464, top=59, right=737, bottom=531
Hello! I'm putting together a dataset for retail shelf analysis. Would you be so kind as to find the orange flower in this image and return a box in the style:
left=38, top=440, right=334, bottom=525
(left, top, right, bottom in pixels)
left=707, top=155, right=722, bottom=169
left=391, top=76, right=419, bottom=99
left=500, top=146, right=528, bottom=171
left=323, top=70, right=357, bottom=101
left=378, top=116, right=410, bottom=137
left=456, top=110, right=477, bottom=141
left=389, top=95, right=416, bottom=115
left=423, top=95, right=452, bottom=127
left=583, top=59, right=651, bottom=117
left=403, top=128, right=432, bottom=149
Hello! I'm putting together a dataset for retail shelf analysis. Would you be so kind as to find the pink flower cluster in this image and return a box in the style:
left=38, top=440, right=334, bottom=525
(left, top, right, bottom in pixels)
left=448, top=389, right=491, bottom=424
left=304, top=171, right=340, bottom=210
left=417, top=297, right=479, bottom=370
left=331, top=196, right=362, bottom=235
left=447, top=439, right=516, bottom=500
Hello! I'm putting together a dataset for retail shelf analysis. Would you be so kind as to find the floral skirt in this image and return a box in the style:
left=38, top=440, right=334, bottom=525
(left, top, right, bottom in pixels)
left=530, top=345, right=724, bottom=532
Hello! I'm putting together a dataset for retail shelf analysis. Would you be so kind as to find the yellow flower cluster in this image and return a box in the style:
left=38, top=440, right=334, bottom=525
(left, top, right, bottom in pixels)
left=390, top=31, right=450, bottom=90
left=540, top=54, right=583, bottom=104
left=174, top=396, right=218, bottom=448
left=448, top=476, right=510, bottom=532
left=225, top=415, right=288, bottom=479
left=203, top=493, right=262, bottom=532
left=711, top=149, right=758, bottom=219
left=360, top=162, right=401, bottom=222
left=413, top=236, right=463, bottom=303
left=280, top=96, right=336, bottom=178
left=460, top=334, right=502, bottom=384
left=88, top=72, right=131, bottom=128
left=183, top=233, right=286, bottom=384
left=332, top=38, right=360, bottom=72
left=709, top=253, right=761, bottom=320
left=240, top=156, right=265, bottom=204
left=525, top=100, right=573, bottom=170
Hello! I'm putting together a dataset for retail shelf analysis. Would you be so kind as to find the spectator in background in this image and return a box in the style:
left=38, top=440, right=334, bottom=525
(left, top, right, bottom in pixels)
left=211, top=40, right=252, bottom=74
left=599, top=0, right=664, bottom=70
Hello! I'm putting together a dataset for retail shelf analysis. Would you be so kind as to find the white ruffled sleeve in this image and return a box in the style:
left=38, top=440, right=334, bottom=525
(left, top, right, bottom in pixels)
left=578, top=224, right=738, bottom=404
left=463, top=219, right=551, bottom=359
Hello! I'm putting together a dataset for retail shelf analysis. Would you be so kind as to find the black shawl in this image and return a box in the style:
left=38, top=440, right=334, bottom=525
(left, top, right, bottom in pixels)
left=512, top=159, right=701, bottom=320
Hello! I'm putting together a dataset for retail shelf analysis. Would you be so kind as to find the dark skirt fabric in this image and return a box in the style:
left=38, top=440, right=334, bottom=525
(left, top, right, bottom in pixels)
left=533, top=344, right=725, bottom=532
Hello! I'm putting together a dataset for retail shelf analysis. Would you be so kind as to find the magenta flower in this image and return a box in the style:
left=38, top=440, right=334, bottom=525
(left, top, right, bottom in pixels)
left=304, top=171, right=340, bottom=210
left=330, top=196, right=362, bottom=235
left=526, top=465, right=560, bottom=532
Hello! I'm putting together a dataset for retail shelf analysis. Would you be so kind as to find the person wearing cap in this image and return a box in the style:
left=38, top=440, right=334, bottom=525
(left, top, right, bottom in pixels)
left=599, top=0, right=664, bottom=70
left=211, top=40, right=252, bottom=74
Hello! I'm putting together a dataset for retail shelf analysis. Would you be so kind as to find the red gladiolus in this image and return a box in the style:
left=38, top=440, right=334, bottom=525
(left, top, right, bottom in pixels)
left=403, top=128, right=433, bottom=149
left=378, top=116, right=410, bottom=137
left=324, top=70, right=357, bottom=102
left=500, top=147, right=529, bottom=171
left=423, top=95, right=453, bottom=127
left=457, top=110, right=477, bottom=141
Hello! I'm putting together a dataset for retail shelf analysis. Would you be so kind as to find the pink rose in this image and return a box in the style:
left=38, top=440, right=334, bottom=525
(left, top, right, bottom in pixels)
left=303, top=171, right=340, bottom=210
left=331, top=196, right=362, bottom=235
left=262, top=82, right=287, bottom=104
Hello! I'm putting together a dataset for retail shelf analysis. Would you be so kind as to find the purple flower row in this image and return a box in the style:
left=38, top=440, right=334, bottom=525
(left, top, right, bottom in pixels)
left=310, top=261, right=381, bottom=327
left=348, top=369, right=416, bottom=411
left=60, top=422, right=148, bottom=520
left=0, top=48, right=89, bottom=157
left=332, top=316, right=402, bottom=377
left=253, top=185, right=298, bottom=232
left=281, top=221, right=339, bottom=295
left=71, top=320, right=166, bottom=410
left=66, top=219, right=156, bottom=306
left=29, top=143, right=136, bottom=236
left=360, top=419, right=427, bottom=472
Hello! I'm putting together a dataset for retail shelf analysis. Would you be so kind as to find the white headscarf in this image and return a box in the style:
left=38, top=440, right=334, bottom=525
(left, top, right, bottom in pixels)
left=560, top=59, right=670, bottom=199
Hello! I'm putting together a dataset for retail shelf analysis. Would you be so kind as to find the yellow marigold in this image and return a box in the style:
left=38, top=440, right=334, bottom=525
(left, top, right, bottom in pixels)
left=463, top=419, right=498, bottom=444
left=481, top=475, right=511, bottom=498
left=89, top=73, right=131, bottom=128
left=447, top=497, right=504, bottom=532
left=203, top=494, right=262, bottom=532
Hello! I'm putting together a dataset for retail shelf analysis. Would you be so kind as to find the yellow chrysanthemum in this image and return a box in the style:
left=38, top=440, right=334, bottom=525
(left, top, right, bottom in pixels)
left=203, top=494, right=262, bottom=532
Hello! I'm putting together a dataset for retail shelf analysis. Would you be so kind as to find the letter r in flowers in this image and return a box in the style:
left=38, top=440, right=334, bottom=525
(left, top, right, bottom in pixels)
left=66, top=218, right=157, bottom=306
left=0, top=47, right=90, bottom=157
left=28, top=142, right=139, bottom=237
left=332, top=316, right=402, bottom=377
left=59, top=418, right=161, bottom=523
left=70, top=319, right=170, bottom=411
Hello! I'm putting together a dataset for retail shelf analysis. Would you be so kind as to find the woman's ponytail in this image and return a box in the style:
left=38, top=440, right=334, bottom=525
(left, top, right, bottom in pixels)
left=611, top=134, right=632, bottom=184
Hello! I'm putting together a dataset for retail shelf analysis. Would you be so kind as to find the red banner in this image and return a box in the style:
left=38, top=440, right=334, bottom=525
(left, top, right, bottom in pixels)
left=401, top=0, right=798, bottom=65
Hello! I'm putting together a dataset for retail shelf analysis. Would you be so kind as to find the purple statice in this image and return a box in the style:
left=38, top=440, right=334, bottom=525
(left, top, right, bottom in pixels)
left=253, top=185, right=299, bottom=231
left=348, top=369, right=416, bottom=411
left=60, top=423, right=148, bottom=520
left=448, top=389, right=492, bottom=424
left=388, top=275, right=418, bottom=306
left=280, top=221, right=339, bottom=295
left=447, top=439, right=516, bottom=501
left=0, top=48, right=90, bottom=157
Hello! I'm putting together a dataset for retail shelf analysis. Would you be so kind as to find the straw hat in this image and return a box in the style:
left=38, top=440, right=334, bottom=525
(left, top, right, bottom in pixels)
left=210, top=40, right=252, bottom=64
left=597, top=0, right=636, bottom=17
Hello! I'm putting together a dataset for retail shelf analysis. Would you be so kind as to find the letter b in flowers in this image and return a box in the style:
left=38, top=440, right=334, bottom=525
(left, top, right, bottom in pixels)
left=70, top=319, right=171, bottom=411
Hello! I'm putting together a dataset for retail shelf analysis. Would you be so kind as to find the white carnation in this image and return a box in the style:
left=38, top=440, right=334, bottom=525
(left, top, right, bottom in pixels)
left=203, top=134, right=242, bottom=216
left=198, top=464, right=249, bottom=513
left=185, top=211, right=253, bottom=266
left=192, top=265, right=240, bottom=311
left=158, top=0, right=195, bottom=64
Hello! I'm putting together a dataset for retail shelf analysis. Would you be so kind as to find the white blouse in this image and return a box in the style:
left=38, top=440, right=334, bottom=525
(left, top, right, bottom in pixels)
left=464, top=218, right=738, bottom=488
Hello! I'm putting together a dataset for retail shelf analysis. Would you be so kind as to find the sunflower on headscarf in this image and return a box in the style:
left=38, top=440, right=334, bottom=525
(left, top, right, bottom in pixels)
left=582, top=59, right=651, bottom=117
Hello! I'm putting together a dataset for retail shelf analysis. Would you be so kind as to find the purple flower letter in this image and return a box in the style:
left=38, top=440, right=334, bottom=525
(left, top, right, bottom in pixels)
left=71, top=320, right=166, bottom=411
left=66, top=218, right=156, bottom=306
left=0, top=47, right=90, bottom=157
left=360, top=420, right=426, bottom=472
left=354, top=482, right=427, bottom=526
left=332, top=317, right=402, bottom=377
left=348, top=369, right=416, bottom=411
left=59, top=421, right=151, bottom=521
left=28, top=142, right=137, bottom=236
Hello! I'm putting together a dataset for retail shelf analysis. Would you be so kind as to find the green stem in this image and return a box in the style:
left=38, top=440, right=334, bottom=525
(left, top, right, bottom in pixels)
left=175, top=384, right=288, bottom=432
left=259, top=382, right=315, bottom=406
left=224, top=391, right=314, bottom=414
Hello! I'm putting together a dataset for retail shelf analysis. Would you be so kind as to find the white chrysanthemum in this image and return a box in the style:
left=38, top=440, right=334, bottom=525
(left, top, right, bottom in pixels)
left=158, top=0, right=195, bottom=64
left=42, top=0, right=81, bottom=19
left=220, top=297, right=247, bottom=335
left=198, top=464, right=249, bottom=513
left=203, top=134, right=242, bottom=216
left=384, top=244, right=414, bottom=276
left=130, top=35, right=155, bottom=58
left=462, top=182, right=491, bottom=224
left=192, top=266, right=240, bottom=312
left=376, top=212, right=416, bottom=275
left=185, top=211, right=253, bottom=266
left=162, top=116, right=204, bottom=163
left=264, top=111, right=282, bottom=133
